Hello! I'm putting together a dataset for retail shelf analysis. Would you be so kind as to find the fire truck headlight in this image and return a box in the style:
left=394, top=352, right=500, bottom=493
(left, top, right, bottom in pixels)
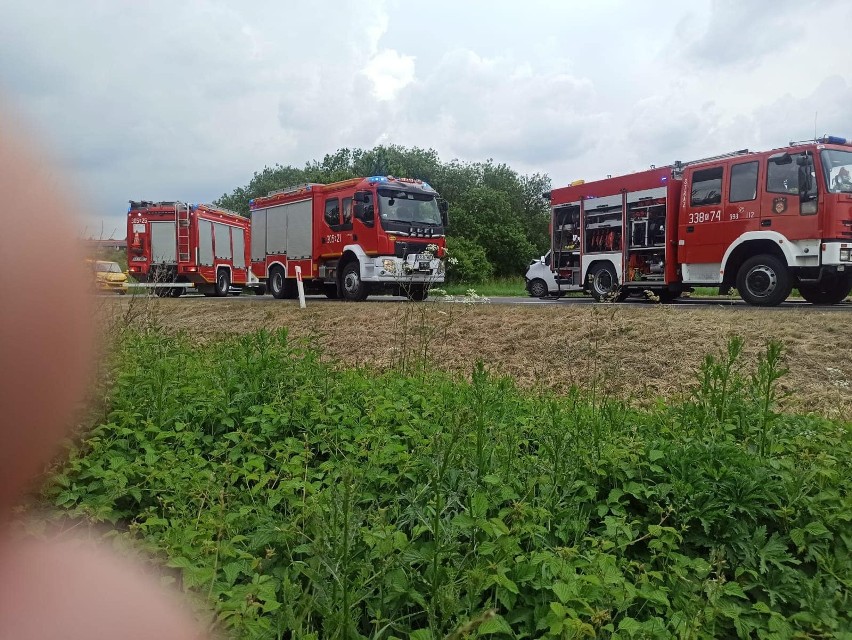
left=841, top=248, right=851, bottom=262
left=382, top=258, right=396, bottom=273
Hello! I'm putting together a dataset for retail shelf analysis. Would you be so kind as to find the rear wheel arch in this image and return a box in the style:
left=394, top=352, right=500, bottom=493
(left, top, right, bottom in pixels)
left=585, top=260, right=624, bottom=302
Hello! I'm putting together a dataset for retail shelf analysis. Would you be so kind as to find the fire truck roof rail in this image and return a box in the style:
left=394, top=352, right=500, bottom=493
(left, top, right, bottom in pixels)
left=197, top=203, right=245, bottom=218
left=129, top=200, right=186, bottom=209
left=266, top=183, right=324, bottom=197
left=672, top=148, right=750, bottom=176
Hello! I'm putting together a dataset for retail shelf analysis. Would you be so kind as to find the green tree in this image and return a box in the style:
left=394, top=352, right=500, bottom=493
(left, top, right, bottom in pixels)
left=451, top=187, right=538, bottom=276
left=444, top=236, right=492, bottom=284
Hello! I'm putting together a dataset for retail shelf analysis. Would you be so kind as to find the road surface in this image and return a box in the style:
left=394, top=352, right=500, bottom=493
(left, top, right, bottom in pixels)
left=121, top=292, right=852, bottom=311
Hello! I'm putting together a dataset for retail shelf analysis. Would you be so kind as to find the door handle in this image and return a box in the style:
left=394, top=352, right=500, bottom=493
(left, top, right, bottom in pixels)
left=761, top=219, right=772, bottom=227
left=686, top=226, right=695, bottom=233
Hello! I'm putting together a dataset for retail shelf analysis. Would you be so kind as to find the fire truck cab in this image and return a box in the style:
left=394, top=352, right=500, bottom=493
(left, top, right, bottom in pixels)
left=549, top=136, right=852, bottom=306
left=127, top=201, right=253, bottom=296
left=249, top=176, right=448, bottom=301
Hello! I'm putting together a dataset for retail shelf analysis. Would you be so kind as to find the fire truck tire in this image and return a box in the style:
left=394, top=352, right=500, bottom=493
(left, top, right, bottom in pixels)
left=656, top=289, right=680, bottom=303
left=269, top=267, right=287, bottom=299
left=214, top=269, right=230, bottom=297
left=407, top=286, right=428, bottom=301
left=587, top=262, right=624, bottom=302
left=798, top=275, right=852, bottom=305
left=736, top=255, right=792, bottom=306
left=324, top=284, right=339, bottom=299
left=527, top=278, right=548, bottom=298
left=341, top=262, right=368, bottom=302
left=168, top=287, right=183, bottom=298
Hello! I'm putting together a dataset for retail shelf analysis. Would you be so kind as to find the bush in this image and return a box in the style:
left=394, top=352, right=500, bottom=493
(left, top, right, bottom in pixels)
left=445, top=236, right=493, bottom=284
left=43, top=332, right=852, bottom=639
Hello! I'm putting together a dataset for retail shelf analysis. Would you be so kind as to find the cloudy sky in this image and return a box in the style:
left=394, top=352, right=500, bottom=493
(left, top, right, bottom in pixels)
left=2, top=0, right=850, bottom=237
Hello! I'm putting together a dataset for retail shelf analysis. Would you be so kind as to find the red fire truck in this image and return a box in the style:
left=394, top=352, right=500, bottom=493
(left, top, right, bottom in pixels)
left=249, top=176, right=448, bottom=301
left=126, top=201, right=254, bottom=296
left=546, top=136, right=852, bottom=306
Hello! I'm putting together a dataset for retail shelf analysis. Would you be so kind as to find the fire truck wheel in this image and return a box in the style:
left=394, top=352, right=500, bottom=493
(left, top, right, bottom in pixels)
left=269, top=267, right=286, bottom=299
left=168, top=287, right=183, bottom=298
left=587, top=262, right=622, bottom=302
left=527, top=278, right=548, bottom=298
left=736, top=254, right=791, bottom=306
left=656, top=289, right=680, bottom=303
left=798, top=275, right=852, bottom=305
left=341, top=262, right=368, bottom=301
left=324, top=284, right=339, bottom=299
left=407, top=286, right=428, bottom=301
left=214, top=269, right=230, bottom=297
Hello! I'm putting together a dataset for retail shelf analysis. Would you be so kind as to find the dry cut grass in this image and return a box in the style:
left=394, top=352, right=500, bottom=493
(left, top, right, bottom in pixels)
left=104, top=296, right=852, bottom=420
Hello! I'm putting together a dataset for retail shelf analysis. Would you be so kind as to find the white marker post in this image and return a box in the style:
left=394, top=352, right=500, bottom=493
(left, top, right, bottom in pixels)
left=295, top=265, right=306, bottom=309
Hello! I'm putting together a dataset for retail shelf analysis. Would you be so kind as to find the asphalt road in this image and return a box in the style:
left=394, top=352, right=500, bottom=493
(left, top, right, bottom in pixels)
left=131, top=291, right=852, bottom=311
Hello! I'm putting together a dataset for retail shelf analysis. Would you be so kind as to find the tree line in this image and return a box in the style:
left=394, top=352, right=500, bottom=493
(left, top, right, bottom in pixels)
left=216, top=146, right=552, bottom=282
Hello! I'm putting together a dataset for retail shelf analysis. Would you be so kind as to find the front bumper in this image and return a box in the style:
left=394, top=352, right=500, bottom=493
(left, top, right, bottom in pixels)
left=98, top=281, right=129, bottom=293
left=821, top=241, right=852, bottom=266
left=364, top=255, right=445, bottom=283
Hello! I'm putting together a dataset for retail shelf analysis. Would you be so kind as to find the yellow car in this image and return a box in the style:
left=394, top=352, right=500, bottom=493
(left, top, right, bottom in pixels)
left=89, top=260, right=129, bottom=294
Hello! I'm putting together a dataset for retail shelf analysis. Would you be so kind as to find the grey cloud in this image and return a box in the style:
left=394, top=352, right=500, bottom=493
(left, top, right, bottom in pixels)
left=677, top=0, right=837, bottom=67
left=393, top=48, right=599, bottom=165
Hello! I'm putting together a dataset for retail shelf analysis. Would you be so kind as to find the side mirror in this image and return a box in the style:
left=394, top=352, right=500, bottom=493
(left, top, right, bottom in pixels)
left=438, top=199, right=449, bottom=228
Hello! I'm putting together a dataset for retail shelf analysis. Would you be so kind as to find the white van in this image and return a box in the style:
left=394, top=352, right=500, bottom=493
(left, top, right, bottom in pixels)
left=524, top=251, right=560, bottom=297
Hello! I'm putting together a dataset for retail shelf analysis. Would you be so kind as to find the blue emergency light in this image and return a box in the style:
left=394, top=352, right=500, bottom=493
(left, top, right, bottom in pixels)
left=367, top=176, right=389, bottom=183
left=822, top=135, right=848, bottom=145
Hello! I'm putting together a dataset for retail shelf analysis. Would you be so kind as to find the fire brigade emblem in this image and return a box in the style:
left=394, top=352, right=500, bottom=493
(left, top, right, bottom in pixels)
left=772, top=196, right=787, bottom=214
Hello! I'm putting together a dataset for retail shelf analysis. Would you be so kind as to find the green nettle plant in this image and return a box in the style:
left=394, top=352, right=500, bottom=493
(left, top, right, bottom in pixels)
left=42, top=332, right=852, bottom=640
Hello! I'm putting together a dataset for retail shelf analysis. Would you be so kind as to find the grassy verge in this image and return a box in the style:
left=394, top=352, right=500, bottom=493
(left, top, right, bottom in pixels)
left=442, top=277, right=527, bottom=297
left=41, top=329, right=852, bottom=639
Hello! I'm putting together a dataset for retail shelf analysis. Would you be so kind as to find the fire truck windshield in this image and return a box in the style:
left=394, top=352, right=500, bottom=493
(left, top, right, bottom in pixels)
left=821, top=149, right=852, bottom=193
left=377, top=189, right=442, bottom=225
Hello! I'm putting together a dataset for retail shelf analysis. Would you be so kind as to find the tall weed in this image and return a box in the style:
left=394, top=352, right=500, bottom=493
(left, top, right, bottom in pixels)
left=43, top=330, right=852, bottom=639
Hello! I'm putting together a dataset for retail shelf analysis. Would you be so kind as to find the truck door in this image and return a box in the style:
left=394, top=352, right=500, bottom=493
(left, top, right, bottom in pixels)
left=678, top=165, right=726, bottom=266
left=322, top=196, right=354, bottom=257
left=726, top=160, right=761, bottom=238
left=150, top=221, right=177, bottom=264
left=763, top=151, right=818, bottom=242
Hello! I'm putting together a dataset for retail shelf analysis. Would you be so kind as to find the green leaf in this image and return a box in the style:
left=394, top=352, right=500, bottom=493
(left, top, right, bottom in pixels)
left=472, top=492, right=488, bottom=519
left=477, top=614, right=513, bottom=636
left=409, top=629, right=432, bottom=640
left=495, top=572, right=519, bottom=594
left=804, top=521, right=830, bottom=537
left=552, top=581, right=572, bottom=603
left=723, top=581, right=748, bottom=600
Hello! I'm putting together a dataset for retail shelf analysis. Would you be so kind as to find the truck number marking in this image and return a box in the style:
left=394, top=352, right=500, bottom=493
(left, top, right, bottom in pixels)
left=729, top=210, right=756, bottom=221
left=131, top=217, right=148, bottom=224
left=688, top=210, right=721, bottom=224
left=324, top=233, right=342, bottom=244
